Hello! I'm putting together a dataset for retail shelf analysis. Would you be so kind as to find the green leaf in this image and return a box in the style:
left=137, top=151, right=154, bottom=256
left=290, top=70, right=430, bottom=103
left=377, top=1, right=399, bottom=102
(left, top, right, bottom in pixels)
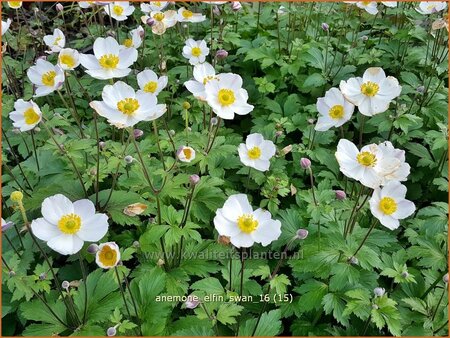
left=216, top=303, right=244, bottom=325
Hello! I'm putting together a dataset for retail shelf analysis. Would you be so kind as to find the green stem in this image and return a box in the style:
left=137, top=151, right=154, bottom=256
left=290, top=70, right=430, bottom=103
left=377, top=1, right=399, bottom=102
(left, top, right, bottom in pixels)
left=353, top=219, right=378, bottom=257
left=78, top=253, right=88, bottom=324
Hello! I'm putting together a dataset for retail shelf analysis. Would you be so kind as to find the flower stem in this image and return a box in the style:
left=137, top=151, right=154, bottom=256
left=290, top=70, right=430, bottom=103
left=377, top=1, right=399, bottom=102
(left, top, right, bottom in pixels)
left=78, top=252, right=88, bottom=324
left=30, top=130, right=40, bottom=171
left=352, top=219, right=378, bottom=257
left=114, top=267, right=134, bottom=323
left=308, top=168, right=318, bottom=206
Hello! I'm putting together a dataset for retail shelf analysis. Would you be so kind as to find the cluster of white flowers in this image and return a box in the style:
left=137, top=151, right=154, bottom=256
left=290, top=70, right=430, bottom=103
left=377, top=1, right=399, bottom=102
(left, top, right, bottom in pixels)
left=344, top=1, right=447, bottom=15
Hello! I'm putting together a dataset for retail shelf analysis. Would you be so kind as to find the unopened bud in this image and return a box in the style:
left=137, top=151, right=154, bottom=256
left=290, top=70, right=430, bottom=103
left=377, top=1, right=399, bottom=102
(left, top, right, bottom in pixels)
left=308, top=118, right=315, bottom=124
left=99, top=141, right=106, bottom=149
left=146, top=17, right=155, bottom=27
left=374, top=287, right=385, bottom=297
left=321, top=22, right=329, bottom=31
left=211, top=117, right=218, bottom=126
left=34, top=127, right=41, bottom=132
left=56, top=3, right=64, bottom=11
left=300, top=157, right=311, bottom=169
left=182, top=101, right=191, bottom=110
left=212, top=5, right=221, bottom=16
left=401, top=271, right=409, bottom=278
left=216, top=49, right=228, bottom=60
left=296, top=228, right=309, bottom=240
left=157, top=258, right=165, bottom=266
left=185, top=294, right=200, bottom=309
left=335, top=190, right=346, bottom=200
left=348, top=256, right=358, bottom=265
left=416, top=85, right=425, bottom=94
left=231, top=1, right=242, bottom=11
left=275, top=130, right=283, bottom=137
left=133, top=129, right=143, bottom=139
left=169, top=129, right=176, bottom=136
left=62, top=280, right=70, bottom=290
left=444, top=273, right=449, bottom=284
left=189, top=174, right=200, bottom=186
left=87, top=243, right=99, bottom=254
left=39, top=273, right=47, bottom=280
left=132, top=241, right=140, bottom=248
left=372, top=304, right=379, bottom=309
left=124, top=155, right=134, bottom=164
left=9, top=270, right=16, bottom=277
left=361, top=35, right=368, bottom=41
left=10, top=191, right=23, bottom=202
left=106, top=326, right=117, bottom=337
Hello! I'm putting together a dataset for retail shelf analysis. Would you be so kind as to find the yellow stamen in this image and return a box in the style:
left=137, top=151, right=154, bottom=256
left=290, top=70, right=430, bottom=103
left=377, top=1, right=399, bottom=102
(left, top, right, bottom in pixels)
left=117, top=98, right=140, bottom=116
left=99, top=54, right=119, bottom=69
left=144, top=81, right=158, bottom=93
left=41, top=71, right=57, bottom=87
left=8, top=1, right=22, bottom=9
left=202, top=75, right=215, bottom=85
left=218, top=89, right=235, bottom=106
left=123, top=38, right=133, bottom=48
left=113, top=5, right=123, bottom=16
left=59, top=54, right=75, bottom=68
left=356, top=151, right=377, bottom=167
left=153, top=12, right=165, bottom=21
left=182, top=9, right=193, bottom=18
left=237, top=214, right=258, bottom=234
left=183, top=148, right=192, bottom=159
left=58, top=214, right=81, bottom=234
left=24, top=108, right=40, bottom=125
left=98, top=245, right=118, bottom=267
left=379, top=197, right=397, bottom=215
left=328, top=105, right=345, bottom=119
left=361, top=81, right=379, bottom=97
left=247, top=147, right=261, bottom=160
left=191, top=46, right=202, bottom=57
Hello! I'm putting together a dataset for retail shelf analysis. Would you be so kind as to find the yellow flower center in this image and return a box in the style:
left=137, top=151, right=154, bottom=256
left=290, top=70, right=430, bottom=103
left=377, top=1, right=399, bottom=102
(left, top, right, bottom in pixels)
left=362, top=1, right=371, bottom=6
left=154, top=1, right=162, bottom=7
left=59, top=54, right=75, bottom=68
left=183, top=148, right=193, bottom=159
left=41, top=71, right=57, bottom=87
left=144, top=81, right=158, bottom=93
left=191, top=46, right=202, bottom=57
left=182, top=10, right=193, bottom=18
left=218, top=89, right=235, bottom=106
left=247, top=146, right=261, bottom=160
left=99, top=54, right=119, bottom=69
left=98, top=245, right=118, bottom=267
left=203, top=75, right=215, bottom=85
left=154, top=12, right=165, bottom=21
left=58, top=214, right=81, bottom=234
left=379, top=197, right=397, bottom=215
left=356, top=151, right=377, bottom=167
left=328, top=104, right=345, bottom=119
left=24, top=108, right=40, bottom=125
left=361, top=81, right=380, bottom=97
left=117, top=98, right=140, bottom=115
left=113, top=5, right=123, bottom=16
left=8, top=1, right=21, bottom=8
left=237, top=214, right=258, bottom=234
left=123, top=38, right=133, bottom=48
left=53, top=36, right=62, bottom=46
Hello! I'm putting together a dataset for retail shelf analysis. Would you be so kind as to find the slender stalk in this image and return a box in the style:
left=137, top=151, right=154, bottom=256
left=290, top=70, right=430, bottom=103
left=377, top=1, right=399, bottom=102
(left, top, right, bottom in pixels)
left=29, top=287, right=69, bottom=329
left=153, top=120, right=166, bottom=171
left=30, top=130, right=40, bottom=171
left=353, top=219, right=378, bottom=256
left=2, top=256, right=12, bottom=271
left=114, top=267, right=133, bottom=322
left=122, top=271, right=142, bottom=335
left=57, top=89, right=84, bottom=138
left=431, top=287, right=446, bottom=322
left=78, top=253, right=88, bottom=324
left=200, top=302, right=219, bottom=336
left=4, top=234, right=22, bottom=258
left=308, top=167, right=318, bottom=206
left=421, top=270, right=447, bottom=299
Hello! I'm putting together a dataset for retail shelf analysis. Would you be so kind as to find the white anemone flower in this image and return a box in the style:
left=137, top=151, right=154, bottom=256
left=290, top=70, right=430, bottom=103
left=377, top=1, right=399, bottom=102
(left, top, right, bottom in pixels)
left=9, top=99, right=42, bottom=132
left=182, top=39, right=209, bottom=65
left=140, top=1, right=169, bottom=13
left=177, top=146, right=196, bottom=163
left=121, top=26, right=144, bottom=49
left=43, top=28, right=65, bottom=54
left=57, top=48, right=80, bottom=70
left=2, top=19, right=11, bottom=36
left=204, top=73, right=254, bottom=120
left=340, top=67, right=401, bottom=116
left=7, top=1, right=22, bottom=9
left=369, top=181, right=415, bottom=230
left=344, top=1, right=378, bottom=14
left=27, top=59, right=65, bottom=97
left=137, top=69, right=168, bottom=95
left=177, top=7, right=206, bottom=23
left=104, top=1, right=135, bottom=21
left=79, top=1, right=108, bottom=9
left=381, top=2, right=397, bottom=8
left=335, top=139, right=383, bottom=189
left=376, top=141, right=410, bottom=185
left=96, top=242, right=121, bottom=269
left=214, top=194, right=281, bottom=248
left=90, top=81, right=166, bottom=128
left=184, top=62, right=217, bottom=101
left=141, top=10, right=177, bottom=35
left=315, top=88, right=354, bottom=131
left=416, top=1, right=447, bottom=14
left=79, top=37, right=137, bottom=80
left=31, top=194, right=109, bottom=255
left=238, top=133, right=276, bottom=172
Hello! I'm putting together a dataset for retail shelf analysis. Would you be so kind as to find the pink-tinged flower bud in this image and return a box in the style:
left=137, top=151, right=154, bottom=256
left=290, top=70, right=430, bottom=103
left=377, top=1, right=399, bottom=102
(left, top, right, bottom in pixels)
left=296, top=229, right=308, bottom=240
left=56, top=3, right=64, bottom=11
left=124, top=155, right=134, bottom=164
left=401, top=271, right=409, bottom=278
left=9, top=270, right=16, bottom=277
left=361, top=35, right=368, bottom=41
left=416, top=85, right=425, bottom=94
left=133, top=129, right=144, bottom=139
left=185, top=294, right=200, bottom=309
left=348, top=256, right=358, bottom=265
left=231, top=1, right=242, bottom=11
left=99, top=141, right=106, bottom=150
left=211, top=117, right=218, bottom=126
left=146, top=17, right=155, bottom=27
left=216, top=49, right=228, bottom=60
left=2, top=221, right=14, bottom=233
left=213, top=5, right=221, bottom=16
left=107, top=326, right=117, bottom=337
left=61, top=280, right=70, bottom=290
left=335, top=190, right=346, bottom=200
left=307, top=118, right=315, bottom=124
left=443, top=273, right=449, bottom=284
left=189, top=174, right=200, bottom=186
left=321, top=22, right=329, bottom=31
left=275, top=130, right=283, bottom=137
left=87, top=243, right=99, bottom=254
left=39, top=272, right=47, bottom=280
left=300, top=157, right=311, bottom=169
left=373, top=287, right=385, bottom=297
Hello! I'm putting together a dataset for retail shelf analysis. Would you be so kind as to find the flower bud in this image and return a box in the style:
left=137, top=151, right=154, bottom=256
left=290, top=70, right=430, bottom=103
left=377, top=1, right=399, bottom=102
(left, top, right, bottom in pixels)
left=373, top=287, right=385, bottom=297
left=300, top=157, right=311, bottom=169
left=321, top=22, right=329, bottom=31
left=61, top=280, right=70, bottom=290
left=185, top=294, right=200, bottom=309
left=296, top=229, right=309, bottom=240
left=2, top=221, right=14, bottom=233
left=307, top=118, right=315, bottom=124
left=231, top=1, right=242, bottom=11
left=87, top=243, right=99, bottom=254
left=182, top=101, right=191, bottom=110
left=56, top=3, right=64, bottom=11
left=133, top=129, right=143, bottom=139
left=124, top=155, right=134, bottom=164
left=169, top=129, right=176, bottom=136
left=106, top=326, right=117, bottom=337
left=348, top=256, right=358, bottom=265
left=10, top=191, right=23, bottom=202
left=275, top=130, right=283, bottom=137
left=335, top=190, right=346, bottom=200
left=132, top=241, right=140, bottom=248
left=189, top=174, right=200, bottom=186
left=277, top=5, right=287, bottom=15
left=146, top=17, right=155, bottom=27
left=372, top=304, right=379, bottom=310
left=157, top=258, right=165, bottom=266
left=361, top=35, right=368, bottom=41
left=216, top=49, right=228, bottom=60
left=211, top=117, right=218, bottom=126
left=34, top=127, right=41, bottom=132
left=39, top=273, right=47, bottom=280
left=212, top=5, right=221, bottom=16
left=416, top=85, right=425, bottom=94
left=99, top=141, right=106, bottom=150
left=443, top=273, right=449, bottom=284
left=401, top=271, right=409, bottom=278
left=9, top=270, right=16, bottom=277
